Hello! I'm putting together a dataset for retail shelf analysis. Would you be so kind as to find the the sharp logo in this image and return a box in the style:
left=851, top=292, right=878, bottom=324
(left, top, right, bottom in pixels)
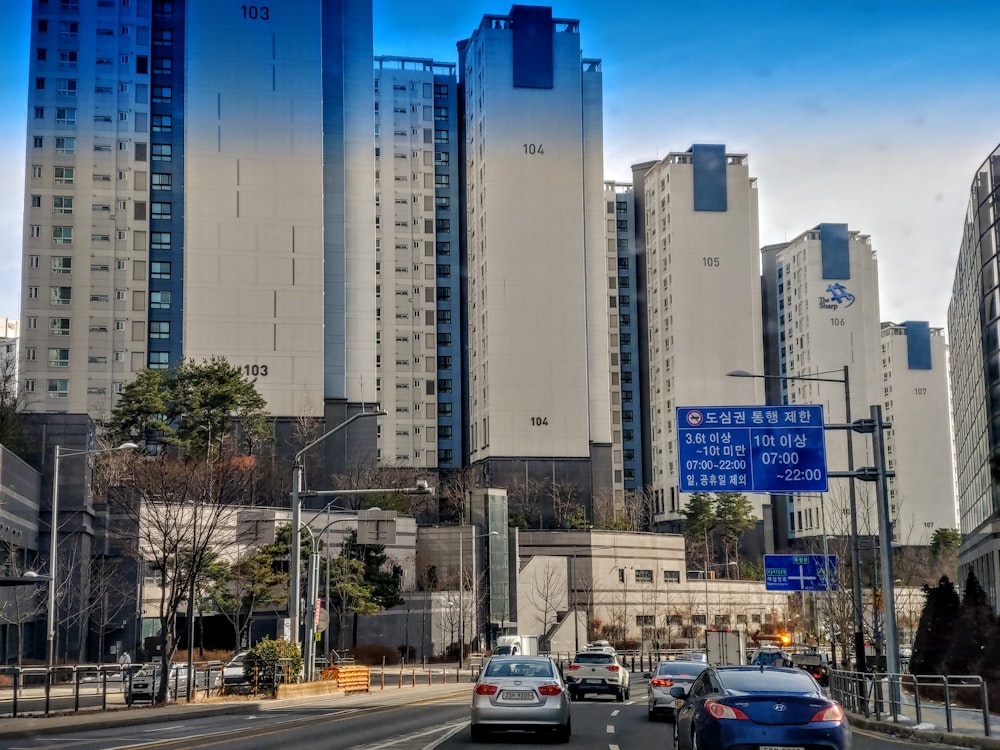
left=818, top=283, right=856, bottom=309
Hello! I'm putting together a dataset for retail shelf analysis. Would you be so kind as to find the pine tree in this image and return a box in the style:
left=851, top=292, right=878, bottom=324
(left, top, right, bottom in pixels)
left=944, top=570, right=995, bottom=675
left=910, top=575, right=959, bottom=675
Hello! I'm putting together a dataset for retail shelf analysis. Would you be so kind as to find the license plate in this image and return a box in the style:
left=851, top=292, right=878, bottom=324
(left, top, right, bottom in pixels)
left=761, top=746, right=805, bottom=750
left=503, top=691, right=534, bottom=700
left=584, top=679, right=603, bottom=684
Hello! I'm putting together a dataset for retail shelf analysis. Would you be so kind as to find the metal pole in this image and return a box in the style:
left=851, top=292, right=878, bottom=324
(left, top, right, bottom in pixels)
left=47, top=445, right=61, bottom=669
left=704, top=570, right=710, bottom=641
left=871, top=406, right=900, bottom=681
left=290, top=460, right=302, bottom=654
left=844, top=365, right=866, bottom=673
left=458, top=528, right=464, bottom=670
left=573, top=550, right=579, bottom=652
left=304, top=550, right=319, bottom=681
left=820, top=503, right=836, bottom=669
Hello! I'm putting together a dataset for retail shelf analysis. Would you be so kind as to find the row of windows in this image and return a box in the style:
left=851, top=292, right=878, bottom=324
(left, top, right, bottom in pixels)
left=26, top=286, right=173, bottom=308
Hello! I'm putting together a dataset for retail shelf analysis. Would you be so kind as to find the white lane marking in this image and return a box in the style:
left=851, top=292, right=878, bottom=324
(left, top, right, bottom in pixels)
left=421, top=720, right=467, bottom=750
left=355, top=718, right=467, bottom=750
left=610, top=745, right=621, bottom=750
left=606, top=724, right=615, bottom=733
left=611, top=709, right=620, bottom=716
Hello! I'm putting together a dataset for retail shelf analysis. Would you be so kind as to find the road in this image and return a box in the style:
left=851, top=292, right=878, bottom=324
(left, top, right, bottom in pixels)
left=0, top=674, right=956, bottom=750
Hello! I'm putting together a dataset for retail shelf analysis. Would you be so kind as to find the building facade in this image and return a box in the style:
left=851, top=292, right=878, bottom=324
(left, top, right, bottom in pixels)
left=948, top=143, right=1000, bottom=609
left=761, top=224, right=883, bottom=549
left=457, top=7, right=612, bottom=521
left=19, top=0, right=376, bottom=428
left=373, top=56, right=460, bottom=470
left=879, top=321, right=956, bottom=546
left=633, top=146, right=765, bottom=532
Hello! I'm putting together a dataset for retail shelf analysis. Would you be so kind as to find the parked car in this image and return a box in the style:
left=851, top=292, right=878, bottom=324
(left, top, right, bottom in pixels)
left=672, top=666, right=850, bottom=750
left=222, top=651, right=250, bottom=692
left=470, top=655, right=571, bottom=743
left=125, top=663, right=190, bottom=704
left=565, top=649, right=630, bottom=701
left=645, top=659, right=708, bottom=721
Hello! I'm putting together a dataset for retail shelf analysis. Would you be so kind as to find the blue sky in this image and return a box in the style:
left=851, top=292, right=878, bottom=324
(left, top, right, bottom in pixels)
left=2, top=0, right=998, bottom=331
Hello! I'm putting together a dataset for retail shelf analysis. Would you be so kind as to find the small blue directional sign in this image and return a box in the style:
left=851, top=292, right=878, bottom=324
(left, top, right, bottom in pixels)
left=677, top=405, right=828, bottom=493
left=764, top=554, right=838, bottom=592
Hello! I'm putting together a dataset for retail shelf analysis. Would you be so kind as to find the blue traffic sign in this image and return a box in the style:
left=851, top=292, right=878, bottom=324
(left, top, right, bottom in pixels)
left=676, top=405, right=828, bottom=493
left=764, top=554, right=838, bottom=592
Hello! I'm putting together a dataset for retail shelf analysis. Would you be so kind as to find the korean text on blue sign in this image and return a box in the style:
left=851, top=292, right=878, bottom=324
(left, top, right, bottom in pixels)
left=764, top=554, right=838, bottom=592
left=676, top=405, right=828, bottom=493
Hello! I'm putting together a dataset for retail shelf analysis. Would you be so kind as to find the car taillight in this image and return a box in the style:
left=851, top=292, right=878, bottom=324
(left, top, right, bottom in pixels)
left=705, top=701, right=749, bottom=720
left=568, top=664, right=581, bottom=670
left=650, top=678, right=673, bottom=687
left=538, top=685, right=563, bottom=696
left=810, top=704, right=845, bottom=722
left=606, top=665, right=620, bottom=672
left=475, top=684, right=499, bottom=695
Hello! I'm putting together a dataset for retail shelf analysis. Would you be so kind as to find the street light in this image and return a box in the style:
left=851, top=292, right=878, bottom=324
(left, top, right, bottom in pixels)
left=48, top=442, right=138, bottom=669
left=727, top=366, right=862, bottom=672
left=289, top=410, right=386, bottom=655
left=458, top=528, right=499, bottom=670
left=690, top=562, right=738, bottom=639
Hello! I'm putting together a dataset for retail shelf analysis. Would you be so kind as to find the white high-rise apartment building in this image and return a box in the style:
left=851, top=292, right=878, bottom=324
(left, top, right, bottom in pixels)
left=633, top=146, right=765, bottom=530
left=761, top=225, right=882, bottom=545
left=459, top=7, right=613, bottom=513
left=20, top=0, right=375, bottom=426
left=879, top=322, right=956, bottom=545
left=373, top=56, right=459, bottom=469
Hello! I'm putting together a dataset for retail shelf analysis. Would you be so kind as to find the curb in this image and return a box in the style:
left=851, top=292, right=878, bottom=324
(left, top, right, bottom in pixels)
left=848, top=712, right=1000, bottom=749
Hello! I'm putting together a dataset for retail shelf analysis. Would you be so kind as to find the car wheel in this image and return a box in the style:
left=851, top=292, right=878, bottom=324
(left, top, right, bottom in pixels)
left=625, top=686, right=631, bottom=700
left=691, top=728, right=700, bottom=750
left=647, top=706, right=656, bottom=721
left=569, top=689, right=579, bottom=701
left=616, top=687, right=625, bottom=702
left=555, top=716, right=571, bottom=743
left=470, top=724, right=488, bottom=742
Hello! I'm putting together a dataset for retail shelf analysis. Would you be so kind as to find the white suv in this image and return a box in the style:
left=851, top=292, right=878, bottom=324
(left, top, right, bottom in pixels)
left=565, top=650, right=630, bottom=702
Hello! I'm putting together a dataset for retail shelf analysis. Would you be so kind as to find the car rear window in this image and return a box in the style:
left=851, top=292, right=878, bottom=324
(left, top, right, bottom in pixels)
left=719, top=669, right=818, bottom=694
left=658, top=662, right=707, bottom=677
left=485, top=660, right=554, bottom=678
left=574, top=653, right=613, bottom=664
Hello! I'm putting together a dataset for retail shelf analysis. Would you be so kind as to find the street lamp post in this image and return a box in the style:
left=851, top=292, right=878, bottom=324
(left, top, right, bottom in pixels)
left=289, top=410, right=385, bottom=655
left=47, top=442, right=138, bottom=670
left=727, top=366, right=863, bottom=673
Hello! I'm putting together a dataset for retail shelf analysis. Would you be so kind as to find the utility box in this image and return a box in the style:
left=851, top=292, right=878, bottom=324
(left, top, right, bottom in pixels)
left=706, top=630, right=747, bottom=666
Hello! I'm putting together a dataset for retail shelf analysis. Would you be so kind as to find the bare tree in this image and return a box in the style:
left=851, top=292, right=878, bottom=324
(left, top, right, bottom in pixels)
left=525, top=561, right=567, bottom=638
left=0, top=537, right=45, bottom=664
left=0, top=338, right=29, bottom=456
left=109, top=453, right=256, bottom=702
left=549, top=481, right=583, bottom=529
left=436, top=466, right=484, bottom=524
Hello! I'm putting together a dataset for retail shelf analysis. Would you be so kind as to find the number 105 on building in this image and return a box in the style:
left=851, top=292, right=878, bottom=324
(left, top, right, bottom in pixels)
left=676, top=405, right=829, bottom=493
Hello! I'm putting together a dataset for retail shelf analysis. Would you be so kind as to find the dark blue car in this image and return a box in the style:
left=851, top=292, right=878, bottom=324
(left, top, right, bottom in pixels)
left=672, top=666, right=851, bottom=750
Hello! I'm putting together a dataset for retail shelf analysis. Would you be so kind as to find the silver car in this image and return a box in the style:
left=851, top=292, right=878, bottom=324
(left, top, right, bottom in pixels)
left=646, top=660, right=707, bottom=721
left=125, top=663, right=190, bottom=704
left=470, top=656, right=571, bottom=743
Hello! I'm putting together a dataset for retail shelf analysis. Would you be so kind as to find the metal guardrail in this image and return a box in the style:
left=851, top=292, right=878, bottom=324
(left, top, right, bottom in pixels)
left=0, top=662, right=227, bottom=718
left=829, top=668, right=992, bottom=737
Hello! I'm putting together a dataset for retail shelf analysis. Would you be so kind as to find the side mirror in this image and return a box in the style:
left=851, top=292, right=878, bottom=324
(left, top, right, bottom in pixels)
left=669, top=686, right=688, bottom=699
left=642, top=672, right=652, bottom=679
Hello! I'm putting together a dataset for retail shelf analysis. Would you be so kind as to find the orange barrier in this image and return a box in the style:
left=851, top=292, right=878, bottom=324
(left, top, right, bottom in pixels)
left=319, top=665, right=370, bottom=694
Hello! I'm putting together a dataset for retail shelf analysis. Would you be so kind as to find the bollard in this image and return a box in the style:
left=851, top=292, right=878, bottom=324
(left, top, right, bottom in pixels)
left=398, top=668, right=402, bottom=688
left=412, top=668, right=416, bottom=687
left=380, top=669, right=385, bottom=690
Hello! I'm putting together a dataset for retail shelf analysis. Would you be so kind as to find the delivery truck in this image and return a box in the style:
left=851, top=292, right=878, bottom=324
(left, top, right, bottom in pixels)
left=492, top=634, right=539, bottom=656
left=706, top=629, right=747, bottom=666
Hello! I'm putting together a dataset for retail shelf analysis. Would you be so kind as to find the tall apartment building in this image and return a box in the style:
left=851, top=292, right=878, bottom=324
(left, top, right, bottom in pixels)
left=761, top=224, right=883, bottom=548
left=606, top=182, right=644, bottom=500
left=373, top=56, right=461, bottom=470
left=457, top=7, right=613, bottom=520
left=948, top=143, right=1000, bottom=608
left=20, top=0, right=376, bottom=433
left=879, top=321, right=956, bottom=546
left=633, top=146, right=765, bottom=533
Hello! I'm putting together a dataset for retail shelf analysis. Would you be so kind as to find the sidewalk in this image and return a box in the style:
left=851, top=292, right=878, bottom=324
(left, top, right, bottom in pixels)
left=0, top=676, right=469, bottom=741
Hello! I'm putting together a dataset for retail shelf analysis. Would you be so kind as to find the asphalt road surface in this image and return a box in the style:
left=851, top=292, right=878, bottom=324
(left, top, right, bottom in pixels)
left=0, top=674, right=962, bottom=750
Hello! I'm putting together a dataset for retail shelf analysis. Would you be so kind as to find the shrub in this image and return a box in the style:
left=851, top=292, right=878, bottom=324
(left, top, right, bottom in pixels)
left=398, top=644, right=416, bottom=661
left=246, top=637, right=302, bottom=686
